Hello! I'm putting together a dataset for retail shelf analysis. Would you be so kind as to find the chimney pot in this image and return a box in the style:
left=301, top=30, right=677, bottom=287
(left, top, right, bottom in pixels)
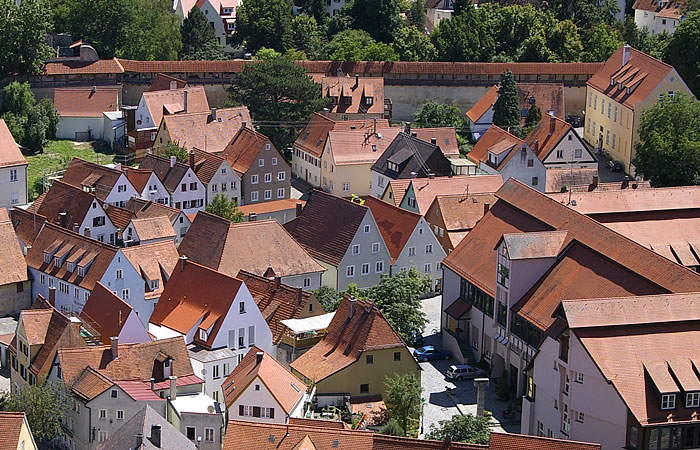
left=622, top=178, right=629, bottom=189
left=249, top=212, right=257, bottom=222
left=150, top=377, right=155, bottom=390
left=256, top=352, right=264, bottom=365
left=412, top=132, right=417, bottom=137
left=59, top=211, right=67, bottom=228
left=170, top=155, right=176, bottom=168
left=150, top=425, right=162, bottom=448
left=349, top=297, right=357, bottom=318
left=242, top=121, right=247, bottom=129
left=274, top=276, right=281, bottom=290
left=430, top=137, right=437, bottom=145
left=589, top=175, right=599, bottom=191
left=189, top=150, right=195, bottom=170
left=295, top=202, right=302, bottom=217
left=169, top=375, right=177, bottom=400
left=211, top=108, right=217, bottom=122
left=48, top=286, right=56, bottom=306
left=483, top=202, right=490, bottom=215
left=296, top=287, right=303, bottom=306
left=136, top=433, right=144, bottom=448
left=110, top=336, right=118, bottom=359
left=622, top=44, right=631, bottom=67
left=115, top=162, right=121, bottom=171
left=73, top=221, right=80, bottom=232
left=179, top=255, right=188, bottom=271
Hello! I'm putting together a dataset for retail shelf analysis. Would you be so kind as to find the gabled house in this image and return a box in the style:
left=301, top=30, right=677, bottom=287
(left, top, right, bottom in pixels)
left=524, top=114, right=598, bottom=170
left=0, top=118, right=28, bottom=208
left=370, top=132, right=454, bottom=198
left=364, top=196, right=446, bottom=290
left=53, top=87, right=120, bottom=141
left=147, top=73, right=188, bottom=92
left=61, top=158, right=139, bottom=207
left=179, top=212, right=325, bottom=290
left=188, top=147, right=241, bottom=206
left=123, top=197, right=191, bottom=244
left=149, top=258, right=273, bottom=404
left=409, top=127, right=461, bottom=157
left=222, top=347, right=309, bottom=424
left=467, top=125, right=545, bottom=191
left=196, top=0, right=242, bottom=54
left=424, top=192, right=498, bottom=254
left=9, top=294, right=86, bottom=391
left=221, top=127, right=290, bottom=205
left=426, top=0, right=454, bottom=28
left=284, top=190, right=391, bottom=291
left=134, top=86, right=209, bottom=133
left=121, top=167, right=170, bottom=206
left=153, top=106, right=251, bottom=155
left=139, top=154, right=206, bottom=214
left=466, top=85, right=498, bottom=141
left=236, top=270, right=325, bottom=364
left=121, top=241, right=180, bottom=317
left=290, top=296, right=419, bottom=399
left=584, top=45, right=692, bottom=174
left=0, top=412, right=39, bottom=450
left=79, top=282, right=151, bottom=346
left=0, top=208, right=31, bottom=316
left=50, top=337, right=209, bottom=450
left=291, top=112, right=390, bottom=188
left=321, top=75, right=385, bottom=121
left=634, top=0, right=685, bottom=34
left=123, top=216, right=176, bottom=245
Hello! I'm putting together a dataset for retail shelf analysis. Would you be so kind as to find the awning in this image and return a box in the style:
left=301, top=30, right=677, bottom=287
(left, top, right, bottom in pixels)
left=445, top=298, right=471, bottom=320
left=281, top=312, right=335, bottom=334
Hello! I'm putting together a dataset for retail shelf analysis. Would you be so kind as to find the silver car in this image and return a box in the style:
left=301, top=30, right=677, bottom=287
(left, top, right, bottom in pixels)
left=446, top=364, right=485, bottom=381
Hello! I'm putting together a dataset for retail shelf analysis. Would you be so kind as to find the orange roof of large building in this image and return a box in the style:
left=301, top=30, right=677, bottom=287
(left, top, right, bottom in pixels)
left=53, top=87, right=119, bottom=118
left=34, top=180, right=100, bottom=229
left=238, top=198, right=305, bottom=216
left=179, top=212, right=324, bottom=279
left=121, top=241, right=179, bottom=300
left=524, top=114, right=572, bottom=160
left=290, top=296, right=405, bottom=382
left=294, top=113, right=391, bottom=159
left=488, top=433, right=600, bottom=450
left=142, top=86, right=209, bottom=130
left=327, top=127, right=401, bottom=166
left=466, top=85, right=498, bottom=123
left=0, top=208, right=28, bottom=286
left=406, top=174, right=504, bottom=215
left=0, top=118, right=27, bottom=168
left=221, top=127, right=275, bottom=176
left=222, top=347, right=306, bottom=414
left=322, top=75, right=384, bottom=115
left=129, top=216, right=176, bottom=242
left=587, top=45, right=678, bottom=109
left=163, top=107, right=252, bottom=154
left=364, top=196, right=421, bottom=263
left=79, top=282, right=137, bottom=345
left=431, top=193, right=497, bottom=232
left=443, top=179, right=700, bottom=333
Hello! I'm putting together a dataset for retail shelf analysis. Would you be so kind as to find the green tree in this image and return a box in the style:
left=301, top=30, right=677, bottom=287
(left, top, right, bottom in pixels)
left=321, top=29, right=398, bottom=61
left=255, top=47, right=283, bottom=60
left=548, top=19, right=584, bottom=62
left=0, top=382, right=70, bottom=441
left=181, top=5, right=219, bottom=58
left=634, top=93, right=700, bottom=186
left=1, top=82, right=57, bottom=153
left=524, top=103, right=542, bottom=129
left=297, top=0, right=327, bottom=24
left=348, top=0, right=402, bottom=43
left=326, top=6, right=355, bottom=37
left=431, top=8, right=495, bottom=62
left=164, top=141, right=188, bottom=162
left=36, top=98, right=60, bottom=140
left=186, top=40, right=228, bottom=60
left=228, top=56, right=328, bottom=152
left=206, top=193, right=244, bottom=222
left=425, top=414, right=491, bottom=444
left=380, top=418, right=405, bottom=436
left=312, top=286, right=341, bottom=312
left=665, top=10, right=700, bottom=97
left=364, top=267, right=430, bottom=342
left=383, top=373, right=422, bottom=436
left=492, top=70, right=520, bottom=129
left=118, top=0, right=182, bottom=60
left=517, top=31, right=557, bottom=62
left=392, top=26, right=436, bottom=61
left=406, top=0, right=426, bottom=31
left=234, top=0, right=294, bottom=53
left=452, top=0, right=471, bottom=16
left=1, top=81, right=35, bottom=116
left=291, top=14, right=326, bottom=59
left=1, top=113, right=27, bottom=146
left=413, top=101, right=463, bottom=128
left=0, top=0, right=53, bottom=77
left=583, top=23, right=623, bottom=62
left=550, top=0, right=619, bottom=30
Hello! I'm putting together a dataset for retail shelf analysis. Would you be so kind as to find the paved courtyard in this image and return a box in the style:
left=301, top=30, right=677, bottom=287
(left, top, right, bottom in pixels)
left=418, top=294, right=520, bottom=437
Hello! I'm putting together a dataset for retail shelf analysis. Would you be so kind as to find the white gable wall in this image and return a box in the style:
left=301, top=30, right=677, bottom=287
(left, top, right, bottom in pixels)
left=99, top=251, right=150, bottom=324
left=540, top=129, right=597, bottom=169
left=500, top=144, right=546, bottom=193
left=227, top=374, right=289, bottom=424
left=391, top=217, right=446, bottom=290
left=337, top=210, right=391, bottom=290
left=117, top=310, right=152, bottom=344
left=205, top=161, right=241, bottom=206
left=102, top=173, right=139, bottom=207
left=171, top=168, right=206, bottom=215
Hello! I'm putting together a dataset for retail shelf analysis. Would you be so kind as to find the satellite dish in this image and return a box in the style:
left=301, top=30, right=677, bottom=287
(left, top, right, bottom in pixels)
left=207, top=405, right=215, bottom=413
left=201, top=369, right=207, bottom=376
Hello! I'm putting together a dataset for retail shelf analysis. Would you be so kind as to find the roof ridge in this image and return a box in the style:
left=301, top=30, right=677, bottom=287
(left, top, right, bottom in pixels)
left=42, top=223, right=119, bottom=252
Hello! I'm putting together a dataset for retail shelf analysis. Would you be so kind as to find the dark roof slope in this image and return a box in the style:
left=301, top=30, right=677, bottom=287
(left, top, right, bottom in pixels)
left=98, top=404, right=195, bottom=450
left=61, top=158, right=126, bottom=201
left=371, top=132, right=452, bottom=179
left=139, top=154, right=190, bottom=193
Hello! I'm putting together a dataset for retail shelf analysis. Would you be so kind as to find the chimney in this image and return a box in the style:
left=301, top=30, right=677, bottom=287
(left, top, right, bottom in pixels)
left=589, top=175, right=599, bottom=191
left=405, top=122, right=411, bottom=134
left=256, top=352, right=264, bottom=365
left=548, top=113, right=556, bottom=136
left=189, top=150, right=195, bottom=169
left=73, top=223, right=79, bottom=233
left=242, top=121, right=247, bottom=129
left=622, top=44, right=631, bottom=67
left=150, top=377, right=155, bottom=390
left=430, top=137, right=437, bottom=145
left=483, top=202, right=490, bottom=215
left=150, top=425, right=162, bottom=448
left=411, top=132, right=417, bottom=138
left=169, top=376, right=177, bottom=400
left=249, top=212, right=257, bottom=222
left=211, top=108, right=217, bottom=122
left=115, top=162, right=121, bottom=171
left=179, top=255, right=188, bottom=271
left=274, top=276, right=281, bottom=290
left=84, top=227, right=90, bottom=238
left=135, top=434, right=144, bottom=448
left=353, top=74, right=359, bottom=90
left=183, top=89, right=188, bottom=113
left=48, top=286, right=56, bottom=306
left=170, top=155, right=176, bottom=168
left=349, top=297, right=357, bottom=318
left=428, top=173, right=435, bottom=179
left=110, top=336, right=118, bottom=360
left=59, top=211, right=67, bottom=228
left=322, top=108, right=329, bottom=117
left=295, top=202, right=302, bottom=217
left=296, top=287, right=303, bottom=306
left=621, top=178, right=629, bottom=189
left=534, top=139, right=539, bottom=153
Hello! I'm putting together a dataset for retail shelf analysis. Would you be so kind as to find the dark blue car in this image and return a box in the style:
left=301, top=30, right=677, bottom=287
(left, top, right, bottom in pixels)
left=413, top=346, right=450, bottom=362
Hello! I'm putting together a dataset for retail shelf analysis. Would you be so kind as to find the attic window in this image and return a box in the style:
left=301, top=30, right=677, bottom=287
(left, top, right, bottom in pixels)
left=661, top=394, right=676, bottom=410
left=687, top=393, right=700, bottom=408
left=150, top=280, right=159, bottom=290
left=199, top=329, right=208, bottom=341
left=365, top=97, right=373, bottom=105
left=43, top=252, right=51, bottom=264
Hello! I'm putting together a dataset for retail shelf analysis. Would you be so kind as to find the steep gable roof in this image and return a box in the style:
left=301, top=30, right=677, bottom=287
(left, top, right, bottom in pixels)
left=179, top=212, right=324, bottom=278
left=141, top=86, right=209, bottom=129
left=120, top=241, right=178, bottom=300
left=322, top=75, right=384, bottom=115
left=10, top=207, right=46, bottom=247
left=0, top=208, right=29, bottom=285
left=61, top=158, right=128, bottom=201
left=221, top=126, right=273, bottom=176
left=0, top=118, right=27, bottom=168
left=139, top=154, right=191, bottom=193
left=35, top=180, right=101, bottom=230
left=53, top=87, right=119, bottom=118
left=284, top=190, right=368, bottom=266
left=124, top=197, right=183, bottom=223
left=327, top=127, right=401, bottom=166
left=432, top=193, right=498, bottom=232
left=290, top=296, right=405, bottom=382
left=0, top=412, right=31, bottom=449
left=99, top=404, right=196, bottom=450
left=467, top=125, right=524, bottom=170
left=222, top=346, right=305, bottom=414
left=123, top=167, right=156, bottom=193
left=364, top=196, right=421, bottom=263
left=406, top=174, right=504, bottom=215
left=294, top=113, right=391, bottom=158
left=149, top=260, right=243, bottom=349
left=79, top=282, right=138, bottom=345
left=466, top=85, right=498, bottom=123
left=633, top=0, right=684, bottom=18
left=524, top=115, right=575, bottom=160
left=410, top=127, right=460, bottom=157
left=371, top=132, right=452, bottom=179
left=129, top=216, right=176, bottom=242
left=189, top=147, right=226, bottom=185
left=162, top=106, right=252, bottom=154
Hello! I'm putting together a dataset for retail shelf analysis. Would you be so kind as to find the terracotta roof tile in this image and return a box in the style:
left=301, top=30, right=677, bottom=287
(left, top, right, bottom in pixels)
left=547, top=186, right=700, bottom=215
left=287, top=417, right=348, bottom=429
left=322, top=76, right=384, bottom=115
left=188, top=147, right=225, bottom=185
left=385, top=179, right=411, bottom=206
left=0, top=208, right=28, bottom=285
left=466, top=85, right=498, bottom=123
left=364, top=196, right=421, bottom=263
left=61, top=158, right=127, bottom=202
left=408, top=174, right=504, bottom=215
left=524, top=115, right=571, bottom=160
left=139, top=154, right=190, bottom=193
left=517, top=83, right=565, bottom=125
left=290, top=296, right=405, bottom=382
left=122, top=241, right=178, bottom=300
left=53, top=87, right=119, bottom=118
left=0, top=412, right=27, bottom=448
left=124, top=197, right=183, bottom=223
left=238, top=198, right=305, bottom=216
left=284, top=190, right=368, bottom=266
left=373, top=434, right=484, bottom=450
left=148, top=73, right=187, bottom=92
left=43, top=58, right=124, bottom=75
left=0, top=119, right=27, bottom=168
left=79, top=282, right=136, bottom=345
left=294, top=113, right=391, bottom=158
left=467, top=125, right=523, bottom=170
left=488, top=433, right=599, bottom=450
left=71, top=366, right=113, bottom=401
left=431, top=193, right=497, bottom=232
left=633, top=0, right=684, bottom=18
left=142, top=86, right=209, bottom=130
left=327, top=128, right=401, bottom=166
left=123, top=168, right=154, bottom=192
left=10, top=207, right=47, bottom=247
left=35, top=180, right=99, bottom=230
left=163, top=107, right=252, bottom=154
left=411, top=127, right=460, bottom=157
left=544, top=168, right=599, bottom=193
left=129, top=216, right=175, bottom=242
left=180, top=212, right=324, bottom=279
left=104, top=203, right=133, bottom=230
left=220, top=127, right=274, bottom=176
left=222, top=346, right=306, bottom=413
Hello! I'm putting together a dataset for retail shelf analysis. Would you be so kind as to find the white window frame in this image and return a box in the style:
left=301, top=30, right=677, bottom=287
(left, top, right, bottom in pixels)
left=251, top=174, right=259, bottom=184
left=661, top=394, right=676, bottom=410
left=346, top=265, right=355, bottom=278
left=352, top=244, right=360, bottom=255
left=375, top=261, right=384, bottom=273
left=361, top=263, right=370, bottom=275
left=687, top=392, right=700, bottom=408
left=251, top=191, right=259, bottom=202
left=277, top=171, right=286, bottom=181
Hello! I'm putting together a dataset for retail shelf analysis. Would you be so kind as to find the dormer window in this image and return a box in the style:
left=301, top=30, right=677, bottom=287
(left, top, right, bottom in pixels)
left=150, top=279, right=159, bottom=290
left=387, top=162, right=398, bottom=172
left=687, top=393, right=700, bottom=408
left=54, top=257, right=62, bottom=268
left=43, top=252, right=51, bottom=264
left=67, top=262, right=74, bottom=273
left=662, top=393, right=676, bottom=410
left=365, top=97, right=373, bottom=105
left=199, top=329, right=208, bottom=341
left=78, top=266, right=85, bottom=277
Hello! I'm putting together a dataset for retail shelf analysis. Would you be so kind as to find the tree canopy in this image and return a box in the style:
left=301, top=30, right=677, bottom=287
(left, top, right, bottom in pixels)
left=392, top=26, right=437, bottom=62
left=430, top=7, right=495, bottom=62
left=634, top=94, right=700, bottom=186
left=233, top=0, right=294, bottom=53
left=425, top=414, right=491, bottom=444
left=206, top=193, right=244, bottom=222
left=413, top=101, right=464, bottom=129
left=181, top=5, right=224, bottom=59
left=664, top=10, right=700, bottom=97
left=347, top=0, right=403, bottom=43
left=321, top=29, right=398, bottom=62
left=383, top=373, right=423, bottom=436
left=0, top=382, right=70, bottom=441
left=492, top=70, right=520, bottom=129
left=1, top=82, right=59, bottom=153
left=0, top=0, right=53, bottom=78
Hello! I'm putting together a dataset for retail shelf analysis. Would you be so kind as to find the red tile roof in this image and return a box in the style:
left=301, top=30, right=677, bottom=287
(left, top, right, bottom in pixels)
left=0, top=208, right=28, bottom=286
left=0, top=119, right=27, bottom=168
left=79, top=282, right=135, bottom=345
left=43, top=58, right=124, bottom=75
left=238, top=198, right=305, bottom=216
left=407, top=174, right=504, bottom=215
left=488, top=433, right=600, bottom=450
left=364, top=196, right=421, bottom=263
left=123, top=167, right=154, bottom=193
left=61, top=157, right=127, bottom=202
left=294, top=113, right=391, bottom=159
left=224, top=420, right=374, bottom=450
left=322, top=75, right=384, bottom=115
left=35, top=180, right=101, bottom=230
left=466, top=85, right=498, bottom=123
left=517, top=83, right=565, bottom=125
left=373, top=434, right=485, bottom=450
left=467, top=125, right=523, bottom=169
left=138, top=154, right=191, bottom=194
left=163, top=107, right=252, bottom=154
left=633, top=0, right=684, bottom=18
left=290, top=296, right=406, bottom=382
left=148, top=73, right=187, bottom=92
left=142, top=86, right=209, bottom=130
left=221, top=127, right=275, bottom=176
left=411, top=127, right=460, bottom=157
left=524, top=115, right=572, bottom=160
left=124, top=197, right=183, bottom=224
left=53, top=87, right=119, bottom=118
left=327, top=128, right=401, bottom=166
left=0, top=412, right=28, bottom=448
left=122, top=242, right=178, bottom=302
left=9, top=207, right=46, bottom=248
left=129, top=216, right=176, bottom=241
left=189, top=147, right=225, bottom=185
left=431, top=193, right=498, bottom=232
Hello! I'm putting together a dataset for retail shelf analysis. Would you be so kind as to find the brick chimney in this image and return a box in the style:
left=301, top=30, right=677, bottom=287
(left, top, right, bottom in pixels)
left=48, top=286, right=56, bottom=306
left=110, top=336, right=118, bottom=360
left=189, top=150, right=195, bottom=169
left=349, top=297, right=356, bottom=318
left=256, top=352, right=264, bottom=365
left=589, top=175, right=599, bottom=191
left=622, top=44, right=631, bottom=67
left=548, top=112, right=556, bottom=136
left=483, top=202, right=490, bottom=215
left=295, top=202, right=302, bottom=217
left=274, top=276, right=281, bottom=290
left=296, top=287, right=303, bottom=306
left=211, top=108, right=217, bottom=122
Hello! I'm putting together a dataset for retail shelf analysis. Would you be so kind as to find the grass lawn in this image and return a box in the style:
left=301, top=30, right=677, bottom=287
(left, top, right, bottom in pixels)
left=26, top=140, right=114, bottom=200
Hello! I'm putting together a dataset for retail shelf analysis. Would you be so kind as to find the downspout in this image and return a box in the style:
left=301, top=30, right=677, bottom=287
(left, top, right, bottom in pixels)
left=481, top=303, right=486, bottom=363
left=85, top=402, right=92, bottom=445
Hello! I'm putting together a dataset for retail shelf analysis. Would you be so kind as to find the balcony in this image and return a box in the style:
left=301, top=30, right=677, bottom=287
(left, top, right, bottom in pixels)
left=280, top=333, right=324, bottom=350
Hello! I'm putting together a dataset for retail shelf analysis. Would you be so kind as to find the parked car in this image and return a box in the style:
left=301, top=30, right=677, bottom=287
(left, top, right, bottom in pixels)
left=565, top=115, right=583, bottom=128
left=446, top=364, right=485, bottom=381
left=413, top=346, right=450, bottom=362
left=409, top=330, right=424, bottom=347
left=607, top=160, right=624, bottom=172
